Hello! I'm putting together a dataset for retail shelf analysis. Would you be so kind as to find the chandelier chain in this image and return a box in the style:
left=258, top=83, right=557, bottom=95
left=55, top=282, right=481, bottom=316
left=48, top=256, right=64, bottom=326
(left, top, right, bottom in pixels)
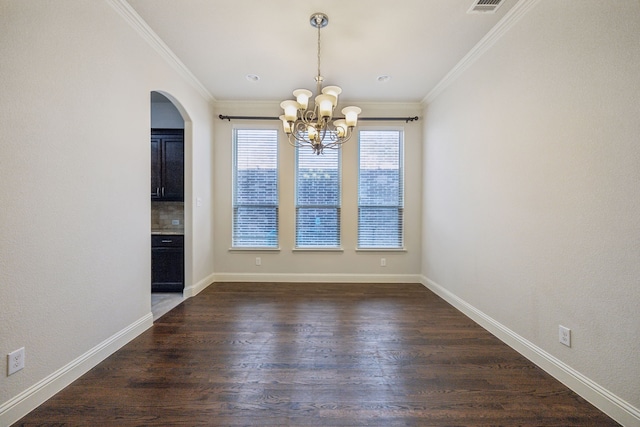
left=316, top=16, right=322, bottom=93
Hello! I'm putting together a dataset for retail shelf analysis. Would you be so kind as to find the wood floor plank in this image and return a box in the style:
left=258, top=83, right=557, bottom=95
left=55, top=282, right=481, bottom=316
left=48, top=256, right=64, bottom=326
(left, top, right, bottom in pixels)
left=16, top=283, right=619, bottom=426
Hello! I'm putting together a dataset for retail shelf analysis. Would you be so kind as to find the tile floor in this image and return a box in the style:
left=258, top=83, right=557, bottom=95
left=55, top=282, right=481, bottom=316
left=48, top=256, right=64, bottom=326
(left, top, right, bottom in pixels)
left=151, top=292, right=184, bottom=321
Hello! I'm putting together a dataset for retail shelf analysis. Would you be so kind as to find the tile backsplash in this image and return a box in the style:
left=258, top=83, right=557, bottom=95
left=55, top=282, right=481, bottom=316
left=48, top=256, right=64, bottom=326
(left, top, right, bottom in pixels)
left=151, top=201, right=184, bottom=232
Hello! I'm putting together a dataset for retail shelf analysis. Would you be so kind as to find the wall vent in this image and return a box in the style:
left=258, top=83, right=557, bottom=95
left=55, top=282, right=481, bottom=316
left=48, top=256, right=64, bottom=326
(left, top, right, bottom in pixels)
left=468, top=0, right=505, bottom=14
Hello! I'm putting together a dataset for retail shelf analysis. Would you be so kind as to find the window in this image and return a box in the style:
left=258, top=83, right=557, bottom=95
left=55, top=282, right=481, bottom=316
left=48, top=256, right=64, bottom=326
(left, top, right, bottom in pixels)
left=295, top=146, right=341, bottom=248
left=232, top=129, right=278, bottom=248
left=358, top=130, right=404, bottom=249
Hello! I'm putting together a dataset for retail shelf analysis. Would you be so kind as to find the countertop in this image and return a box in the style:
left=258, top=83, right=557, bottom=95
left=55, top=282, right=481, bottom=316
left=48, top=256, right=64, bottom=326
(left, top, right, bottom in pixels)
left=151, top=230, right=184, bottom=235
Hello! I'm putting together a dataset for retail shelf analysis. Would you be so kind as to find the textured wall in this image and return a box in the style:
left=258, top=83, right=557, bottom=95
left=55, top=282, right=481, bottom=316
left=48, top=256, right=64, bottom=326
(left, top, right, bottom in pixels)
left=423, top=0, right=639, bottom=412
left=0, top=0, right=215, bottom=419
left=213, top=102, right=423, bottom=278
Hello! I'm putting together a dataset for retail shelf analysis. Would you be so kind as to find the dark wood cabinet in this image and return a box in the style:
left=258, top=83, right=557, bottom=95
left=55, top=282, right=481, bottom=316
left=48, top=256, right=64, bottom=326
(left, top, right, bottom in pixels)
left=151, top=234, right=184, bottom=292
left=151, top=129, right=184, bottom=201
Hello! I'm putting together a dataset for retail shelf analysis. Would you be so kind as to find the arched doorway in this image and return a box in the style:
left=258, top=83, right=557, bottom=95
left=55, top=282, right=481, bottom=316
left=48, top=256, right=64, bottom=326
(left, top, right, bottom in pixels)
left=150, top=91, right=190, bottom=320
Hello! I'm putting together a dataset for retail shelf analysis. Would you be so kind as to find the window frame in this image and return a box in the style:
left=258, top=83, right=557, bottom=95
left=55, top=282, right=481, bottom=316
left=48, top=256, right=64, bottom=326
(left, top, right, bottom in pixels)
left=294, top=145, right=343, bottom=250
left=231, top=127, right=280, bottom=250
left=356, top=127, right=405, bottom=250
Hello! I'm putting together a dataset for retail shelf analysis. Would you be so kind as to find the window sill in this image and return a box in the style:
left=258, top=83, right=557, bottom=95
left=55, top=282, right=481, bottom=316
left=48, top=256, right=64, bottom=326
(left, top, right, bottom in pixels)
left=229, top=247, right=281, bottom=252
left=292, top=247, right=344, bottom=253
left=356, top=248, right=407, bottom=252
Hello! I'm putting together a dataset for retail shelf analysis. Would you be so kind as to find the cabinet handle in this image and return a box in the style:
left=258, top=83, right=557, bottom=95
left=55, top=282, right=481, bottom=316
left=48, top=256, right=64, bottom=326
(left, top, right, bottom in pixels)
left=152, top=187, right=159, bottom=197
left=162, top=187, right=165, bottom=197
left=161, top=239, right=173, bottom=243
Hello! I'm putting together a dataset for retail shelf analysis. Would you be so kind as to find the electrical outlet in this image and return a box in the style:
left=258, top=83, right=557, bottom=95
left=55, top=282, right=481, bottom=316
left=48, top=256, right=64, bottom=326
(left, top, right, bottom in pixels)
left=255, top=257, right=261, bottom=266
left=8, top=347, right=25, bottom=376
left=380, top=258, right=386, bottom=267
left=559, top=325, right=571, bottom=347
left=171, top=219, right=180, bottom=225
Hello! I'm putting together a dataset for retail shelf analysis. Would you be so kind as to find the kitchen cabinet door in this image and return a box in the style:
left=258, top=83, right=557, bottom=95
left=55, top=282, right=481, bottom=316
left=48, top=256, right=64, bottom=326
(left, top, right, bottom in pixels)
left=151, top=137, right=162, bottom=199
left=161, top=137, right=184, bottom=200
left=151, top=235, right=184, bottom=292
left=151, top=129, right=184, bottom=201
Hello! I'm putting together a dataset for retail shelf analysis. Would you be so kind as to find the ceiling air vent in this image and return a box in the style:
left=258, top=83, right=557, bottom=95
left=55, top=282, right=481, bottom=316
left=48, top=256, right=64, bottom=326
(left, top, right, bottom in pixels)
left=468, top=0, right=505, bottom=14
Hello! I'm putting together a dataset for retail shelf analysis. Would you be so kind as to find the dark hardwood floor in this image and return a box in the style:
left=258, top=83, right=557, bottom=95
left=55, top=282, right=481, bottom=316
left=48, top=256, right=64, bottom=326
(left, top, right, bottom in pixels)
left=17, top=283, right=619, bottom=426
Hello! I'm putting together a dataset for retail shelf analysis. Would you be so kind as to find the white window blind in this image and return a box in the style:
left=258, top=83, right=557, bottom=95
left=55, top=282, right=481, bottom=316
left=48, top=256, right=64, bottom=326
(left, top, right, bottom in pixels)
left=358, top=130, right=404, bottom=248
left=232, top=129, right=278, bottom=248
left=295, top=146, right=341, bottom=248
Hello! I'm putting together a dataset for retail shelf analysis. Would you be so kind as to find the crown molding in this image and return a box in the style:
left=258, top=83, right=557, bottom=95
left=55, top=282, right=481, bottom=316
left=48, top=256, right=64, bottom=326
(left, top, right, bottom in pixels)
left=422, top=0, right=541, bottom=105
left=106, top=0, right=215, bottom=103
left=213, top=100, right=423, bottom=119
left=213, top=100, right=423, bottom=109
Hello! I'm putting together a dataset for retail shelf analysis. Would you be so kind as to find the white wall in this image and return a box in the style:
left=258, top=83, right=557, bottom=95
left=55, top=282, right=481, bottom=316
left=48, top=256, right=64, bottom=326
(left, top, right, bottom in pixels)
left=0, top=1, right=215, bottom=423
left=212, top=101, right=422, bottom=282
left=423, top=0, right=639, bottom=423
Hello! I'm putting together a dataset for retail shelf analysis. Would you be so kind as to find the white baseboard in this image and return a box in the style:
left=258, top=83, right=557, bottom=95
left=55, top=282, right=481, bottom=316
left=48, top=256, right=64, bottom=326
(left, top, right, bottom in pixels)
left=0, top=313, right=153, bottom=427
left=421, top=276, right=640, bottom=427
left=183, top=272, right=216, bottom=298
left=213, top=272, right=423, bottom=284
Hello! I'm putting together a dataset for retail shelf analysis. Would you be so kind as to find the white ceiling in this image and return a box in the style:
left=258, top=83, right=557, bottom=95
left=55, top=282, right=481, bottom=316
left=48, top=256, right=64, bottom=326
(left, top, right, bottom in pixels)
left=128, top=0, right=517, bottom=104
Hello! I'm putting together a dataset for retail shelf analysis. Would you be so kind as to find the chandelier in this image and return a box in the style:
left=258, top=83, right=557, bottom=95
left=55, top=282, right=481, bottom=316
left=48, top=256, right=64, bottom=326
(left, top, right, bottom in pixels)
left=280, top=13, right=361, bottom=155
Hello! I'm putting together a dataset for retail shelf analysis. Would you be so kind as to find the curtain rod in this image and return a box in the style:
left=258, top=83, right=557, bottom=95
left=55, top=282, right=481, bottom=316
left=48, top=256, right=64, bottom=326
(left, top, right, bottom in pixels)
left=218, top=114, right=419, bottom=123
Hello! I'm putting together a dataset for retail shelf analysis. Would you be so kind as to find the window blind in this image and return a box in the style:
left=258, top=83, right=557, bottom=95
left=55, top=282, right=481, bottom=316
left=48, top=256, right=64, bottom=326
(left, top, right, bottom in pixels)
left=232, top=129, right=278, bottom=247
left=295, top=146, right=341, bottom=248
left=358, top=130, right=404, bottom=248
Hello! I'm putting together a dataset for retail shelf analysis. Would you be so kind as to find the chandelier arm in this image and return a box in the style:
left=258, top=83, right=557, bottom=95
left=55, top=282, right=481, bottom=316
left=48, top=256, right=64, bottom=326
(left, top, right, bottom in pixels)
left=324, top=130, right=354, bottom=148
left=286, top=134, right=308, bottom=148
left=303, top=109, right=316, bottom=123
left=293, top=120, right=308, bottom=133
left=320, top=139, right=347, bottom=150
left=291, top=121, right=313, bottom=145
left=318, top=125, right=328, bottom=145
left=320, top=143, right=344, bottom=150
